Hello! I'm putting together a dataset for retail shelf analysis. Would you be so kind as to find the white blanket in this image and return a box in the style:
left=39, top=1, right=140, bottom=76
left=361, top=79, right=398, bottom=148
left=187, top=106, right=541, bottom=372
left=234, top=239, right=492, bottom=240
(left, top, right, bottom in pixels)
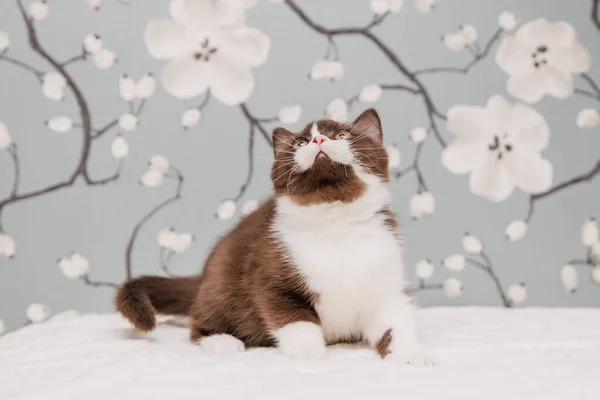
left=1, top=308, right=599, bottom=400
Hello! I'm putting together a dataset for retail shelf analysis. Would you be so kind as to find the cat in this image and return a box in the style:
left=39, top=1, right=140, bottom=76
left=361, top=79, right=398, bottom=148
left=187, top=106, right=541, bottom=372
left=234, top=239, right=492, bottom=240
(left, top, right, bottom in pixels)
left=116, top=108, right=434, bottom=365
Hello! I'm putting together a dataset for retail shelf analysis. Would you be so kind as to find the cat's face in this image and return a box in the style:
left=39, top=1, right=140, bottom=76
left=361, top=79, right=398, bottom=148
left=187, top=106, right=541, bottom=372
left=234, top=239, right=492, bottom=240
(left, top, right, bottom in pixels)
left=271, top=109, right=389, bottom=204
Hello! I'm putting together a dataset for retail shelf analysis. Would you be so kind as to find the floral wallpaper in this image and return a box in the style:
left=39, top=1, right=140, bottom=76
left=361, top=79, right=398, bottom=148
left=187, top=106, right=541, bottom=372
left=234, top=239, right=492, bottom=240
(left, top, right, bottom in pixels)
left=0, top=0, right=599, bottom=334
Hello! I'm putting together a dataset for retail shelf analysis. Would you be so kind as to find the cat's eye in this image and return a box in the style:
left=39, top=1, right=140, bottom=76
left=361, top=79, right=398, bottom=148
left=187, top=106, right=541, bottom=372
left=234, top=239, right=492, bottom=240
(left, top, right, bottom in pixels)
left=334, top=131, right=352, bottom=140
left=293, top=138, right=308, bottom=148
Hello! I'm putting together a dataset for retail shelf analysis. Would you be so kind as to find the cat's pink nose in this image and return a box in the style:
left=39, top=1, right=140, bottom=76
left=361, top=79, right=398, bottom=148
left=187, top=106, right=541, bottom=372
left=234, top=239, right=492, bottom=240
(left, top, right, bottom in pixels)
left=313, top=136, right=327, bottom=145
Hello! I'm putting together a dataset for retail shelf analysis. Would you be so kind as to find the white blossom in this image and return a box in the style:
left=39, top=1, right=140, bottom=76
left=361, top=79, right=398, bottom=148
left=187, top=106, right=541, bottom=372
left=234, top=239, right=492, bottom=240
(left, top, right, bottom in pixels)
left=0, top=232, right=16, bottom=258
left=118, top=113, right=138, bottom=132
left=42, top=72, right=66, bottom=101
left=591, top=267, right=600, bottom=286
left=581, top=218, right=599, bottom=247
left=27, top=303, right=50, bottom=323
left=414, top=0, right=436, bottom=13
left=119, top=74, right=137, bottom=101
left=410, top=192, right=435, bottom=219
left=278, top=105, right=302, bottom=124
left=414, top=259, right=434, bottom=279
left=158, top=228, right=177, bottom=248
left=136, top=73, right=156, bottom=99
left=83, top=34, right=103, bottom=54
left=57, top=252, right=90, bottom=279
left=29, top=0, right=49, bottom=21
left=217, top=199, right=237, bottom=220
left=506, top=219, right=528, bottom=241
left=409, top=193, right=424, bottom=219
left=576, top=109, right=600, bottom=129
left=325, top=98, right=349, bottom=123
left=386, top=145, right=401, bottom=169
left=242, top=199, right=259, bottom=215
left=140, top=170, right=165, bottom=187
left=507, top=283, right=527, bottom=304
left=442, top=32, right=467, bottom=52
left=498, top=11, right=519, bottom=31
left=93, top=48, right=117, bottom=69
left=443, top=254, right=466, bottom=271
left=309, top=60, right=345, bottom=81
left=463, top=233, right=483, bottom=254
left=359, top=84, right=382, bottom=103
left=46, top=116, right=73, bottom=133
left=0, top=31, right=10, bottom=52
left=409, top=127, right=427, bottom=143
left=171, top=232, right=194, bottom=253
left=460, top=24, right=478, bottom=44
left=443, top=278, right=463, bottom=298
left=111, top=135, right=129, bottom=159
left=560, top=264, right=578, bottom=293
left=370, top=0, right=403, bottom=15
left=0, top=121, right=13, bottom=150
left=149, top=155, right=170, bottom=174
left=182, top=108, right=202, bottom=129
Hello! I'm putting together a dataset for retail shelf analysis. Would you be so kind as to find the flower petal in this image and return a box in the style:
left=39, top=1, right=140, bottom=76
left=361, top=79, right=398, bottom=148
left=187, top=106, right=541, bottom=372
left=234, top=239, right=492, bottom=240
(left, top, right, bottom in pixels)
left=442, top=138, right=485, bottom=175
left=487, top=95, right=513, bottom=129
left=495, top=36, right=534, bottom=75
left=446, top=105, right=491, bottom=139
left=208, top=54, right=254, bottom=105
left=508, top=104, right=550, bottom=153
left=469, top=155, right=514, bottom=202
left=504, top=150, right=552, bottom=194
left=145, top=19, right=190, bottom=60
left=161, top=56, right=211, bottom=99
left=516, top=19, right=575, bottom=48
left=550, top=41, right=591, bottom=74
left=506, top=73, right=547, bottom=104
left=222, top=27, right=270, bottom=67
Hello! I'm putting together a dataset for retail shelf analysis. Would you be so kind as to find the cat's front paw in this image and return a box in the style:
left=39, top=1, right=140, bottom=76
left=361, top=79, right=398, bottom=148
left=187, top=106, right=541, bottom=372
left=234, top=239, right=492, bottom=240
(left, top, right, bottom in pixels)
left=274, top=321, right=327, bottom=361
left=387, top=344, right=437, bottom=366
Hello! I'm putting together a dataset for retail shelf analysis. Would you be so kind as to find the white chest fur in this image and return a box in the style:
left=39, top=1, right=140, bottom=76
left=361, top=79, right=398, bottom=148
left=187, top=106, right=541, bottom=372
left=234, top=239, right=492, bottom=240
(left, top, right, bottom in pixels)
left=272, top=173, right=406, bottom=342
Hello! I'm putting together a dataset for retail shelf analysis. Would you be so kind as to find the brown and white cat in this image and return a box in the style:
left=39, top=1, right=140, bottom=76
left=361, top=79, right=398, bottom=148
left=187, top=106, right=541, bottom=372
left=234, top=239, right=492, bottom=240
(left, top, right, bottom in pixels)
left=116, top=109, right=434, bottom=365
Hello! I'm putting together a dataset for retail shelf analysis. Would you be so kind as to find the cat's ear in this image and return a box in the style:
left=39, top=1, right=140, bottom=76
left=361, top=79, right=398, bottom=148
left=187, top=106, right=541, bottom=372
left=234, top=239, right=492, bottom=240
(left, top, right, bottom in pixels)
left=352, top=108, right=382, bottom=144
left=272, top=127, right=294, bottom=158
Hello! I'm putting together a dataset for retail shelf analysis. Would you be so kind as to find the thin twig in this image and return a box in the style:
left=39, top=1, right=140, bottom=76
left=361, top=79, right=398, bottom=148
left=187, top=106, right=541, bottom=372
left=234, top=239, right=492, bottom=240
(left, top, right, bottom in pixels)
left=0, top=54, right=44, bottom=81
left=81, top=275, right=119, bottom=288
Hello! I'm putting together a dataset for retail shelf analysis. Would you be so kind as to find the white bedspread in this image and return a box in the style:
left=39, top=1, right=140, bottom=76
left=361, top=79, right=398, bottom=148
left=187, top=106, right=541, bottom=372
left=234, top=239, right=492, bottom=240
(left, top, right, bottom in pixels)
left=1, top=308, right=599, bottom=400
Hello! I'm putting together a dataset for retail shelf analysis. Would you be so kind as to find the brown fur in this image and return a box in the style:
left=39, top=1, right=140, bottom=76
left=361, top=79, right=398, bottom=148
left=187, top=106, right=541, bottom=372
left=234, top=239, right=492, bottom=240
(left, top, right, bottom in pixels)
left=115, top=109, right=395, bottom=352
left=376, top=328, right=393, bottom=358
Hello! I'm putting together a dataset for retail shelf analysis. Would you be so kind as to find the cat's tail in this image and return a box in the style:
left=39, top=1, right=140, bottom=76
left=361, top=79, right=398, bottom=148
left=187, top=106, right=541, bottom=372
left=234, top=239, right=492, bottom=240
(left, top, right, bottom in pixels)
left=115, top=275, right=202, bottom=332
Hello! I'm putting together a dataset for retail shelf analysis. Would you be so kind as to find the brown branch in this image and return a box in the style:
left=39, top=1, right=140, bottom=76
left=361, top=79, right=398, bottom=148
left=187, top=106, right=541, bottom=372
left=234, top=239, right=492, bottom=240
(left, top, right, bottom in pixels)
left=159, top=248, right=176, bottom=276
left=239, top=103, right=273, bottom=145
left=593, top=0, right=600, bottom=33
left=580, top=72, right=600, bottom=98
left=81, top=275, right=119, bottom=288
left=124, top=171, right=184, bottom=280
left=394, top=140, right=427, bottom=191
left=61, top=52, right=87, bottom=67
left=93, top=100, right=146, bottom=139
left=0, top=54, right=44, bottom=81
left=233, top=122, right=256, bottom=202
left=380, top=84, right=421, bottom=94
left=466, top=253, right=512, bottom=308
left=83, top=160, right=124, bottom=185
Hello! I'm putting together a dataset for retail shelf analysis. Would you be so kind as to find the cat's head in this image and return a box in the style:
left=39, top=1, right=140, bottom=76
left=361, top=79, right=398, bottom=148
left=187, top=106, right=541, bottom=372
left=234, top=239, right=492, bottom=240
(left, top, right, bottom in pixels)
left=271, top=108, right=388, bottom=204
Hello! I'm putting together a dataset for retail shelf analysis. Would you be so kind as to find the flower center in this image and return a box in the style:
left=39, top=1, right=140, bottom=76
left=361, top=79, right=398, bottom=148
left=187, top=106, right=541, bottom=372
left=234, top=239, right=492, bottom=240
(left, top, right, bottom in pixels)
left=194, top=38, right=218, bottom=62
left=488, top=134, right=513, bottom=160
left=530, top=44, right=550, bottom=69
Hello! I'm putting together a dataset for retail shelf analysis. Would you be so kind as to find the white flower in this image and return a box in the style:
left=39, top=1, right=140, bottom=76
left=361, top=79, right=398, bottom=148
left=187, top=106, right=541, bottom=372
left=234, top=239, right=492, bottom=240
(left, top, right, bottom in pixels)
left=410, top=192, right=435, bottom=219
left=93, top=48, right=117, bottom=69
left=46, top=116, right=73, bottom=133
left=463, top=233, right=483, bottom=254
left=217, top=199, right=236, bottom=220
left=409, top=194, right=424, bottom=219
left=0, top=233, right=16, bottom=258
left=171, top=232, right=194, bottom=253
left=242, top=199, right=259, bottom=215
left=136, top=73, right=156, bottom=99
left=442, top=32, right=467, bottom=52
left=119, top=74, right=137, bottom=101
left=119, top=113, right=138, bottom=132
left=576, top=109, right=599, bottom=129
left=111, top=135, right=129, bottom=159
left=507, top=283, right=527, bottom=304
left=325, top=98, right=348, bottom=123
left=498, top=11, right=519, bottom=31
left=42, top=72, right=66, bottom=101
left=309, top=60, right=345, bottom=81
left=443, top=278, right=462, bottom=298
left=581, top=218, right=599, bottom=247
left=496, top=19, right=590, bottom=103
left=0, top=121, right=13, bottom=150
left=591, top=267, right=600, bottom=286
left=27, top=303, right=50, bottom=323
left=158, top=227, right=177, bottom=248
left=560, top=264, right=578, bottom=293
left=414, top=259, right=434, bottom=279
left=140, top=170, right=165, bottom=187
left=87, top=0, right=101, bottom=11
left=0, top=31, right=10, bottom=52
left=278, top=105, right=302, bottom=124
left=83, top=34, right=103, bottom=54
left=506, top=219, right=528, bottom=241
left=29, top=0, right=49, bottom=21
left=386, top=145, right=401, bottom=169
left=149, top=155, right=170, bottom=173
left=443, top=96, right=552, bottom=202
left=145, top=0, right=270, bottom=105
left=370, top=0, right=403, bottom=15
left=57, top=252, right=90, bottom=279
left=0, top=319, right=4, bottom=336
left=359, top=84, right=382, bottom=103
left=182, top=108, right=202, bottom=128
left=414, top=0, right=435, bottom=13
left=410, top=127, right=427, bottom=143
left=460, top=24, right=478, bottom=44
left=443, top=254, right=466, bottom=271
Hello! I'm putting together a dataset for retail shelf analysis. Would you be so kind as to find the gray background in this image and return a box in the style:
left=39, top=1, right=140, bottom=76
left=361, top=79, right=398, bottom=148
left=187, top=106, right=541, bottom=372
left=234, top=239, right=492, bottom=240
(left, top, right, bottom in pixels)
left=1, top=0, right=599, bottom=333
